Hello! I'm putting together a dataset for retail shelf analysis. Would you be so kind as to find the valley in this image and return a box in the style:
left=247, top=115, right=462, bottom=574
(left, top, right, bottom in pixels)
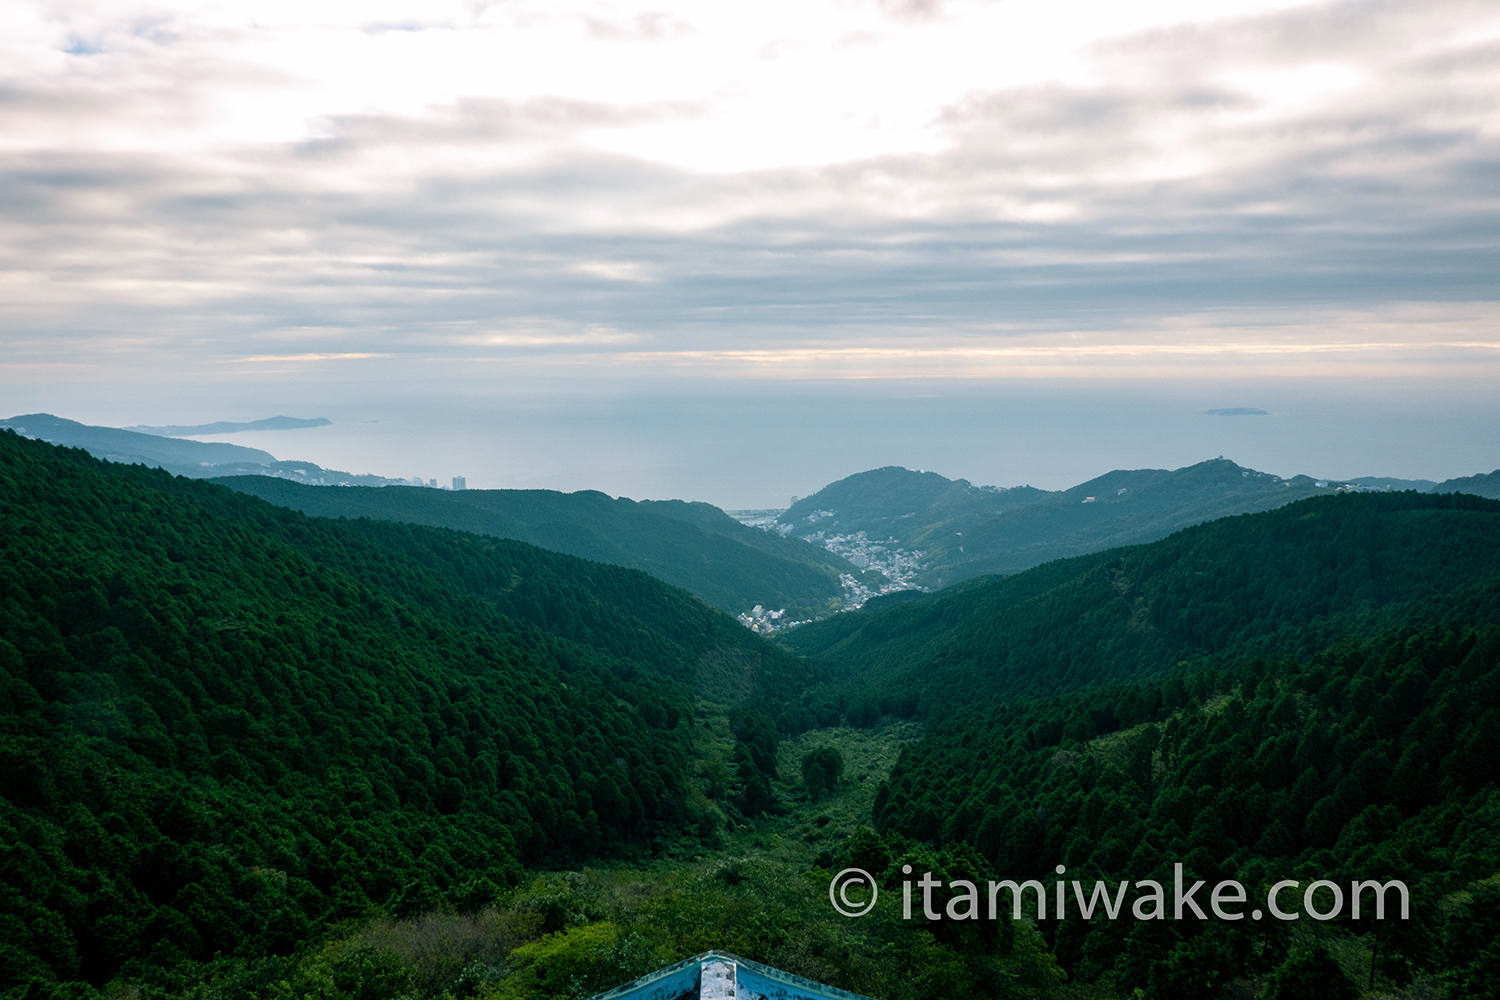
left=2, top=429, right=1498, bottom=999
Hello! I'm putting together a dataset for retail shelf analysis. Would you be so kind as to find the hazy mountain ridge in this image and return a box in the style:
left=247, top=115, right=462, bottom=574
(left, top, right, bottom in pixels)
left=2, top=412, right=277, bottom=470
left=217, top=476, right=873, bottom=621
left=1432, top=469, right=1500, bottom=499
left=1, top=413, right=404, bottom=486
left=126, top=416, right=332, bottom=436
left=778, top=458, right=1500, bottom=589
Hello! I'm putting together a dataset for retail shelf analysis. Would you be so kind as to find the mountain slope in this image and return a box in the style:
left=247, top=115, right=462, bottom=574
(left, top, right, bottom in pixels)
left=872, top=617, right=1500, bottom=996
left=0, top=431, right=805, bottom=993
left=784, top=490, right=1500, bottom=709
left=1435, top=469, right=1500, bottom=499
left=780, top=466, right=1050, bottom=547
left=127, top=416, right=332, bottom=436
left=951, top=459, right=1342, bottom=580
left=777, top=459, right=1482, bottom=589
left=1, top=412, right=402, bottom=485
left=1, top=411, right=276, bottom=471
left=218, top=476, right=869, bottom=619
left=790, top=492, right=1500, bottom=995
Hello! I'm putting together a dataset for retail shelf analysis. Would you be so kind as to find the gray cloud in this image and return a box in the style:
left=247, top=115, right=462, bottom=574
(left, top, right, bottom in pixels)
left=294, top=96, right=704, bottom=159
left=1092, top=0, right=1500, bottom=69
left=3, top=136, right=1495, bottom=367
left=1, top=0, right=1496, bottom=387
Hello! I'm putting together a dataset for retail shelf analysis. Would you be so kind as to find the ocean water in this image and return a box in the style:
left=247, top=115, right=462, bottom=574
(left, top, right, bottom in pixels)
left=160, top=376, right=1500, bottom=509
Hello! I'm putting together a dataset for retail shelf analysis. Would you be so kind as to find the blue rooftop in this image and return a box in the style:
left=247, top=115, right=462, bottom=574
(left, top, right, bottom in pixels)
left=585, top=950, right=879, bottom=1000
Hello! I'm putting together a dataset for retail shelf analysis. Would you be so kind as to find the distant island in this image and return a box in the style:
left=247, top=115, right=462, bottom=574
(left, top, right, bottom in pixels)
left=1205, top=407, right=1269, bottom=416
left=128, top=415, right=332, bottom=436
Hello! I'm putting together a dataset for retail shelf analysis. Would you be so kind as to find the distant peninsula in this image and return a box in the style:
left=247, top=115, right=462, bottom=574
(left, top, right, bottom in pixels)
left=129, top=416, right=332, bottom=436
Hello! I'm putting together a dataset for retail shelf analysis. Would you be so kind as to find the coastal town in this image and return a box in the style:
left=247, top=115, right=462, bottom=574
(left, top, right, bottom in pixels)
left=731, top=510, right=926, bottom=633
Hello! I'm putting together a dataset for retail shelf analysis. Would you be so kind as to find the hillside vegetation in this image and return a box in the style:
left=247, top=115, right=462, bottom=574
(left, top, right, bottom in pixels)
left=783, top=491, right=1500, bottom=707
left=783, top=491, right=1500, bottom=996
left=0, top=431, right=806, bottom=995
left=220, top=476, right=870, bottom=621
left=777, top=460, right=1500, bottom=589
left=7, top=428, right=1500, bottom=999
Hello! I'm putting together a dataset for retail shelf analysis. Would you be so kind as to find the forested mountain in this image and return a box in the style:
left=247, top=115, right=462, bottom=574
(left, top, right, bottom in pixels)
left=781, top=466, right=1052, bottom=548
left=784, top=492, right=1500, bottom=996
left=0, top=413, right=403, bottom=485
left=1433, top=469, right=1500, bottom=499
left=2, top=412, right=277, bottom=472
left=218, top=476, right=869, bottom=620
left=781, top=490, right=1500, bottom=706
left=3, top=412, right=869, bottom=619
left=867, top=624, right=1500, bottom=997
left=777, top=459, right=1498, bottom=589
left=9, top=424, right=1500, bottom=999
left=0, top=431, right=805, bottom=995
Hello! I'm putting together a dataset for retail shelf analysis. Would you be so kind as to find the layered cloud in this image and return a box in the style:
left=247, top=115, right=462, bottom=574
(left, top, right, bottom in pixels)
left=2, top=0, right=1497, bottom=385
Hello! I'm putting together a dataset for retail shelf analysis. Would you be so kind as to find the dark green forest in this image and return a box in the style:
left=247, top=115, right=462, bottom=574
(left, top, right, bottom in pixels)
left=4, top=429, right=1499, bottom=999
left=776, top=459, right=1500, bottom=588
left=0, top=432, right=803, bottom=995
left=863, top=624, right=1500, bottom=996
left=788, top=491, right=1500, bottom=997
left=219, top=475, right=868, bottom=621
left=782, top=490, right=1500, bottom=708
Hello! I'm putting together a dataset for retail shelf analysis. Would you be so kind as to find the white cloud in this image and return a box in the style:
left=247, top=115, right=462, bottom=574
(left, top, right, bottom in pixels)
left=1, top=0, right=1497, bottom=388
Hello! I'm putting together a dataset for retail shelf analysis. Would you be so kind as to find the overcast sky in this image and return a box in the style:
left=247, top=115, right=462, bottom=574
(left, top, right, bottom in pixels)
left=3, top=0, right=1498, bottom=502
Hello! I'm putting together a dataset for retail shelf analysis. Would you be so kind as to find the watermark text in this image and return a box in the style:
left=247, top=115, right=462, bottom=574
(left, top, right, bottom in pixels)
left=828, top=864, right=1408, bottom=922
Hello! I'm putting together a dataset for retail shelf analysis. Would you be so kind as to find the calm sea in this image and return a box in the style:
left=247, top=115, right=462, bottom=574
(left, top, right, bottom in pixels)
left=169, top=377, right=1500, bottom=509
